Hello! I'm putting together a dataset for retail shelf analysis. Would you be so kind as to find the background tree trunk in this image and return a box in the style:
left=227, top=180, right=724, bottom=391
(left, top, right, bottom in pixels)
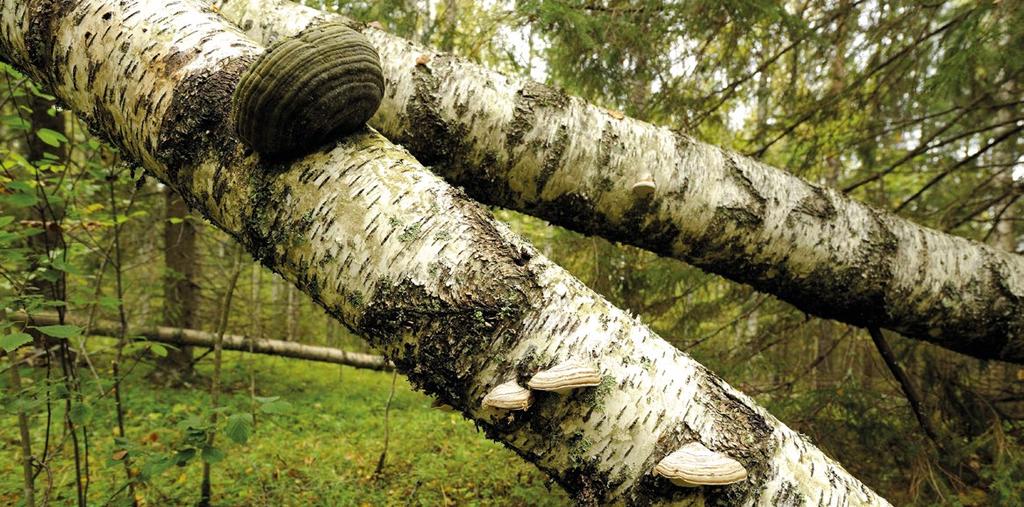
left=20, top=91, right=66, bottom=346
left=157, top=188, right=199, bottom=381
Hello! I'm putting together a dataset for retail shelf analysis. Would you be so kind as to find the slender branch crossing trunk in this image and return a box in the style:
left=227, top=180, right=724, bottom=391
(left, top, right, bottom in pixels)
left=216, top=0, right=1024, bottom=363
left=0, top=1, right=887, bottom=503
left=15, top=312, right=393, bottom=371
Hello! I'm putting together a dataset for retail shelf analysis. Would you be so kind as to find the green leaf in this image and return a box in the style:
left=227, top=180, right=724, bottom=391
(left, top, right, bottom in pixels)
left=50, top=257, right=81, bottom=275
left=2, top=192, right=37, bottom=208
left=29, top=88, right=56, bottom=101
left=53, top=383, right=70, bottom=399
left=6, top=181, right=33, bottom=192
left=139, top=455, right=174, bottom=481
left=149, top=343, right=167, bottom=357
left=177, top=415, right=205, bottom=431
left=68, top=403, right=93, bottom=425
left=98, top=296, right=122, bottom=310
left=0, top=115, right=29, bottom=131
left=0, top=332, right=32, bottom=352
left=34, top=324, right=81, bottom=339
left=224, top=413, right=252, bottom=444
left=260, top=399, right=293, bottom=415
left=201, top=446, right=225, bottom=464
left=174, top=448, right=196, bottom=466
left=0, top=216, right=14, bottom=228
left=168, top=217, right=184, bottom=224
left=35, top=128, right=67, bottom=147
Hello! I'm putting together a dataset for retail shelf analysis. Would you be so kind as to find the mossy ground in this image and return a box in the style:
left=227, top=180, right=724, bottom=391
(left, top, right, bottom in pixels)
left=1, top=345, right=570, bottom=506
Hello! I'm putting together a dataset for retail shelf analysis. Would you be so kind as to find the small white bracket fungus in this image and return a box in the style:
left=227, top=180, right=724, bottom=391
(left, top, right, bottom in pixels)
left=631, top=172, right=656, bottom=198
left=482, top=381, right=533, bottom=410
left=527, top=360, right=602, bottom=394
left=653, top=442, right=748, bottom=487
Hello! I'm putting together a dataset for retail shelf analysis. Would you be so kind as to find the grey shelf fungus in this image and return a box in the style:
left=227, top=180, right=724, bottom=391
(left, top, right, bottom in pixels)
left=231, top=21, right=385, bottom=159
left=482, top=381, right=533, bottom=410
left=653, top=442, right=748, bottom=487
left=527, top=360, right=602, bottom=394
left=631, top=172, right=656, bottom=198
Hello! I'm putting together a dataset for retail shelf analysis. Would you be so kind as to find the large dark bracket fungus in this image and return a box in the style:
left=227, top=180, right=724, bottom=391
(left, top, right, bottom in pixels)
left=231, top=21, right=385, bottom=158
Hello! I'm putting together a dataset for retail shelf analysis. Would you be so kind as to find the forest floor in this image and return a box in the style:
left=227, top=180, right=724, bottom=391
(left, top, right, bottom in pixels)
left=1, top=345, right=570, bottom=506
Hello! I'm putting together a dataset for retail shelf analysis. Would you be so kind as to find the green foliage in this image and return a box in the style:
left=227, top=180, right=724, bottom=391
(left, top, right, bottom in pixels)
left=225, top=413, right=253, bottom=444
left=33, top=323, right=81, bottom=338
left=35, top=127, right=67, bottom=147
left=0, top=331, right=31, bottom=352
left=0, top=349, right=569, bottom=505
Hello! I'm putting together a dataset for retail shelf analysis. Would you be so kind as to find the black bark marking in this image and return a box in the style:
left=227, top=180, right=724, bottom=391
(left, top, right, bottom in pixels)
left=534, top=124, right=569, bottom=198
left=25, top=0, right=76, bottom=75
left=769, top=481, right=807, bottom=507
left=360, top=195, right=541, bottom=409
left=157, top=54, right=254, bottom=177
left=403, top=54, right=467, bottom=166
left=506, top=80, right=570, bottom=151
left=722, top=151, right=768, bottom=227
left=789, top=183, right=837, bottom=222
left=160, top=48, right=194, bottom=76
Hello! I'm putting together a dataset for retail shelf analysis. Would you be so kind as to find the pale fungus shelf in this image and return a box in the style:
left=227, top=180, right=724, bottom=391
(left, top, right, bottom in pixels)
left=482, top=381, right=533, bottom=410
left=527, top=360, right=603, bottom=394
left=631, top=172, right=656, bottom=198
left=653, top=442, right=748, bottom=487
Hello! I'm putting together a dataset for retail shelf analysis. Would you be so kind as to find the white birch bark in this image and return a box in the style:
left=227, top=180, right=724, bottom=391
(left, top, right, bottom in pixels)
left=214, top=0, right=1024, bottom=363
left=0, top=0, right=888, bottom=503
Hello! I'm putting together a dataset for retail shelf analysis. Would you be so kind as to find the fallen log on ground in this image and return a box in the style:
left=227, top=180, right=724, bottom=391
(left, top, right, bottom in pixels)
left=11, top=312, right=392, bottom=371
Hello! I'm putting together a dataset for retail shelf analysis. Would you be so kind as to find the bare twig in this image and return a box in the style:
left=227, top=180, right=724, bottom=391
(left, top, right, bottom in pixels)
left=199, top=246, right=244, bottom=507
left=374, top=371, right=399, bottom=478
left=867, top=327, right=940, bottom=445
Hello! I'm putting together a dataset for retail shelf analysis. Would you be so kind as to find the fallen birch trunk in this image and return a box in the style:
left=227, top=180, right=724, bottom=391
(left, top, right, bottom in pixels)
left=215, top=0, right=1024, bottom=363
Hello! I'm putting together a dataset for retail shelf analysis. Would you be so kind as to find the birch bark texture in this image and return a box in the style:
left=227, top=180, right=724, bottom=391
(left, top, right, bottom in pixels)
left=0, top=0, right=888, bottom=504
left=214, top=0, right=1024, bottom=363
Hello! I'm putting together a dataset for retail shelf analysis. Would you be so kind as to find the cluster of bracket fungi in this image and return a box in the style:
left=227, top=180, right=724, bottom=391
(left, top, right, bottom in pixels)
left=481, top=359, right=748, bottom=488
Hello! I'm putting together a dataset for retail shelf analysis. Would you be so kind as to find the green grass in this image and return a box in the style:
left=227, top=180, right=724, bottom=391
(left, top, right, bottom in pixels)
left=1, top=348, right=570, bottom=506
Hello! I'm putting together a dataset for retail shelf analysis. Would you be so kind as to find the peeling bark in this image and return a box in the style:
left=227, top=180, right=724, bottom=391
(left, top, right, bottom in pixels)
left=214, top=0, right=1024, bottom=363
left=0, top=0, right=888, bottom=503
